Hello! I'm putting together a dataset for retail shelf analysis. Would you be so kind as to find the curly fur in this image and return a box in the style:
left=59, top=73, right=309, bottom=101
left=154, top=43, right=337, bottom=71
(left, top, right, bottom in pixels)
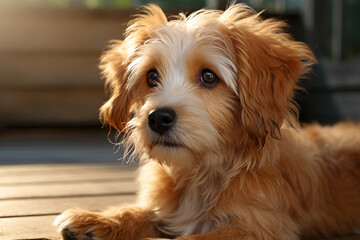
left=55, top=4, right=360, bottom=240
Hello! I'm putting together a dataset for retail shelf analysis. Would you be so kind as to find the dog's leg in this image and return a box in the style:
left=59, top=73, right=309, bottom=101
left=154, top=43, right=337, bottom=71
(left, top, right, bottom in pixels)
left=55, top=206, right=160, bottom=240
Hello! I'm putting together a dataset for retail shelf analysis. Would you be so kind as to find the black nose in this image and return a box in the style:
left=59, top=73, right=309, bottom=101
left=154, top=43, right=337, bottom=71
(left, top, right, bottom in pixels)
left=148, top=107, right=177, bottom=134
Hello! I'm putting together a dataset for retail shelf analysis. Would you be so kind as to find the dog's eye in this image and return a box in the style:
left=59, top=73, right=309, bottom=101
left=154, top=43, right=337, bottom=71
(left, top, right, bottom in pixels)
left=200, top=69, right=219, bottom=87
left=147, top=70, right=160, bottom=88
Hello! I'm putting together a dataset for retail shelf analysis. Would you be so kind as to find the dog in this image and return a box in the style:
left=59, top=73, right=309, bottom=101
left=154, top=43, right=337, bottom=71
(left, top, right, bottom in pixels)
left=55, top=4, right=360, bottom=240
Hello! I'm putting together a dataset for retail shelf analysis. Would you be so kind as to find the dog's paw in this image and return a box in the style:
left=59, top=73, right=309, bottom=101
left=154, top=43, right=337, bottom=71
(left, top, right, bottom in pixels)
left=54, top=209, right=118, bottom=240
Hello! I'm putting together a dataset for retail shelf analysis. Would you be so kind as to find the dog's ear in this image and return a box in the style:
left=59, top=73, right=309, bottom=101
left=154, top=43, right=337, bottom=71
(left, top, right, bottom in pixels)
left=99, top=5, right=167, bottom=131
left=99, top=41, right=129, bottom=132
left=220, top=4, right=315, bottom=147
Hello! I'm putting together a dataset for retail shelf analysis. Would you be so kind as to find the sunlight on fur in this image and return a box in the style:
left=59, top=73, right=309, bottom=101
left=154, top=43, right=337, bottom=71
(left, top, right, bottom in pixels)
left=54, top=3, right=360, bottom=240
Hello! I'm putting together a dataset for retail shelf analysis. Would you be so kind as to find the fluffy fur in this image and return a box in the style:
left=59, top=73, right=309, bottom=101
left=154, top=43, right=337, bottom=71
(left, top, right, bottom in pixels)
left=55, top=4, right=360, bottom=240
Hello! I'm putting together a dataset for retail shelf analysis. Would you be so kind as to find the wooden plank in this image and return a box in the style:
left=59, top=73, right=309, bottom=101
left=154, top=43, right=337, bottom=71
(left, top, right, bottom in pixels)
left=0, top=54, right=101, bottom=87
left=316, top=58, right=360, bottom=88
left=302, top=92, right=360, bottom=123
left=0, top=88, right=105, bottom=126
left=0, top=195, right=136, bottom=218
left=0, top=164, right=124, bottom=174
left=0, top=146, right=123, bottom=165
left=0, top=8, right=128, bottom=52
left=0, top=180, right=138, bottom=200
left=0, top=163, right=120, bottom=172
left=0, top=215, right=59, bottom=240
left=0, top=129, right=129, bottom=165
left=0, top=164, right=134, bottom=176
left=0, top=170, right=136, bottom=185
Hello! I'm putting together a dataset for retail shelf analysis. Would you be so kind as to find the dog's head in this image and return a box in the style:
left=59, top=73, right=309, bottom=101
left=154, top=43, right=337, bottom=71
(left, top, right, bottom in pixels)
left=99, top=4, right=315, bottom=168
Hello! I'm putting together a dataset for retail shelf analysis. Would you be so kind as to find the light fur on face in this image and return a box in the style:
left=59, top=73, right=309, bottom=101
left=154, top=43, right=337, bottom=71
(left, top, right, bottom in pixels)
left=55, top=4, right=360, bottom=240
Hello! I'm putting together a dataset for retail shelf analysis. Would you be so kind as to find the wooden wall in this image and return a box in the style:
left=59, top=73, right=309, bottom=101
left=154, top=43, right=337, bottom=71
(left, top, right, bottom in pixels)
left=0, top=6, right=358, bottom=128
left=300, top=58, right=360, bottom=124
left=0, top=7, right=129, bottom=127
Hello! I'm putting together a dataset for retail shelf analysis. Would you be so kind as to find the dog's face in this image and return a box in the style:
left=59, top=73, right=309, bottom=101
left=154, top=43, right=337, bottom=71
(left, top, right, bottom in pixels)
left=100, top=4, right=315, bottom=168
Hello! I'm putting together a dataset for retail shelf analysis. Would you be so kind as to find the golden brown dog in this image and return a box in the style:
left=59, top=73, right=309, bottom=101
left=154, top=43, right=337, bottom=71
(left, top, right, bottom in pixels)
left=55, top=4, right=360, bottom=240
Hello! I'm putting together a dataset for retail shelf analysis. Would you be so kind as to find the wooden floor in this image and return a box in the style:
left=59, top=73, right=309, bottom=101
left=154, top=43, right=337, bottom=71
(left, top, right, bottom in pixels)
left=0, top=128, right=138, bottom=239
left=0, top=129, right=359, bottom=240
left=0, top=163, right=138, bottom=239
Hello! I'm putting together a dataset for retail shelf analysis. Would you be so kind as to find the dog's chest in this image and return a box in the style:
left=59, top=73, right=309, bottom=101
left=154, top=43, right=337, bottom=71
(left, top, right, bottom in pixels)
left=159, top=193, right=217, bottom=236
left=146, top=164, right=226, bottom=236
left=157, top=175, right=221, bottom=236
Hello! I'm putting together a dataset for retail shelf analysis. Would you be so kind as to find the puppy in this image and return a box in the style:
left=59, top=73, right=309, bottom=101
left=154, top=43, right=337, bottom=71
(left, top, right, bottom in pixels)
left=55, top=4, right=360, bottom=240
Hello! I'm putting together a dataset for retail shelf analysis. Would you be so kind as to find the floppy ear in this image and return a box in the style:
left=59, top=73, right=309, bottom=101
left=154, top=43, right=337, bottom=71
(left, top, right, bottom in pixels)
left=221, top=5, right=315, bottom=147
left=99, top=42, right=130, bottom=132
left=99, top=4, right=167, bottom=132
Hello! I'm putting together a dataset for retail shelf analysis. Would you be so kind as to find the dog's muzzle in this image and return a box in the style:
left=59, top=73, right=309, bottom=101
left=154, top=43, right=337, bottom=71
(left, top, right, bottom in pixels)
left=148, top=107, right=177, bottom=135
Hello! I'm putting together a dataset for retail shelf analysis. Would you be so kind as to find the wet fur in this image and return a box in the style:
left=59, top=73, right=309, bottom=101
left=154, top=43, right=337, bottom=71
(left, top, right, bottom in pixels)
left=55, top=4, right=360, bottom=240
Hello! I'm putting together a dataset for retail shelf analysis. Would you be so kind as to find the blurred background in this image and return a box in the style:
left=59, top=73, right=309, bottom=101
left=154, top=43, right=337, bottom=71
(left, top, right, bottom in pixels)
left=0, top=0, right=359, bottom=165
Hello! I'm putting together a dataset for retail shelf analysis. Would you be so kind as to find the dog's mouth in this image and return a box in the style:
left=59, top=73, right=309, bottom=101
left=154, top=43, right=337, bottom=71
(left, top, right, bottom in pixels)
left=148, top=137, right=195, bottom=167
left=153, top=140, right=184, bottom=148
left=150, top=134, right=186, bottom=148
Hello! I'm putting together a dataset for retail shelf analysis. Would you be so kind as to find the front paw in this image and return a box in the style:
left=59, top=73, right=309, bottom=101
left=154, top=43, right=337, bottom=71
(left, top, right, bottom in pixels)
left=54, top=209, right=118, bottom=240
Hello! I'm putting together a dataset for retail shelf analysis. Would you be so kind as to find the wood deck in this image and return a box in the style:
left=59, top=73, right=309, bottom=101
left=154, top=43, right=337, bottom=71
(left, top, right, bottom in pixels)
left=0, top=129, right=359, bottom=240
left=0, top=163, right=137, bottom=239
left=0, top=128, right=138, bottom=239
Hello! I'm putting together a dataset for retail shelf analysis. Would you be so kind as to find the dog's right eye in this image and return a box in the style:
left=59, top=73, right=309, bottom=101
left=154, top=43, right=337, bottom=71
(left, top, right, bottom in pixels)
left=200, top=69, right=219, bottom=87
left=147, top=70, right=160, bottom=88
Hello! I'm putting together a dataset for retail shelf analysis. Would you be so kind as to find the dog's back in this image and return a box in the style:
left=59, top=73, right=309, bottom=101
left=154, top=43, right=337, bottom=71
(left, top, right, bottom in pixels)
left=301, top=123, right=360, bottom=236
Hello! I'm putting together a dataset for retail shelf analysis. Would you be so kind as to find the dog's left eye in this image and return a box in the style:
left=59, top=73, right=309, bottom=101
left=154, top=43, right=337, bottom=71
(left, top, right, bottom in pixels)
left=200, top=69, right=219, bottom=87
left=147, top=70, right=160, bottom=88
